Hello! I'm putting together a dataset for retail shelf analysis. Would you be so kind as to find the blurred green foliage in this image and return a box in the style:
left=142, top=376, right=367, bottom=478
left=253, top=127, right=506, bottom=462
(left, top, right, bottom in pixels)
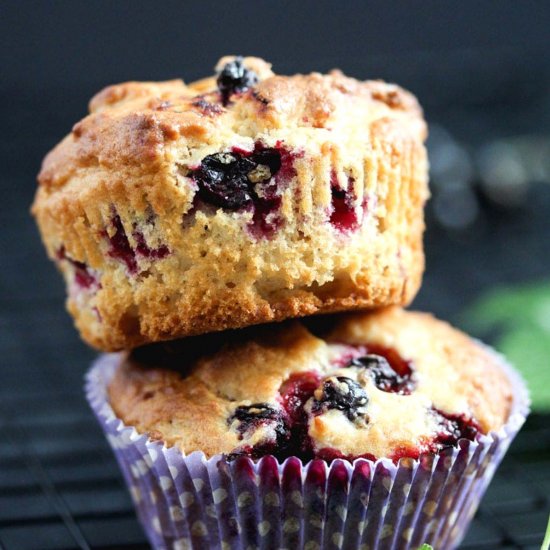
left=460, top=281, right=550, bottom=411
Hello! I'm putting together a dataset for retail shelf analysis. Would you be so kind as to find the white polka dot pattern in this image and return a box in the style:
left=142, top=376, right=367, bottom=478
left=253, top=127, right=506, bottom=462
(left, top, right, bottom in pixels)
left=86, top=350, right=529, bottom=549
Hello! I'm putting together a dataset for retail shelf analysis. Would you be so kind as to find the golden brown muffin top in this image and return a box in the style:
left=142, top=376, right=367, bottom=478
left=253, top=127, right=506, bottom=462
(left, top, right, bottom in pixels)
left=109, top=308, right=513, bottom=462
left=37, top=56, right=426, bottom=192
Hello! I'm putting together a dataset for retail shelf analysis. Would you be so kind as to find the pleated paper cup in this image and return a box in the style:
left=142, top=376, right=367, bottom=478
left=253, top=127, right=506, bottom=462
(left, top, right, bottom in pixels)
left=86, top=350, right=528, bottom=550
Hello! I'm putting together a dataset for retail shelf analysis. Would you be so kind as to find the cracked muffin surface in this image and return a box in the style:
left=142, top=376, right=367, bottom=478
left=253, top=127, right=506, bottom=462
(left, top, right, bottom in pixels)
left=33, top=56, right=429, bottom=351
left=109, top=308, right=513, bottom=462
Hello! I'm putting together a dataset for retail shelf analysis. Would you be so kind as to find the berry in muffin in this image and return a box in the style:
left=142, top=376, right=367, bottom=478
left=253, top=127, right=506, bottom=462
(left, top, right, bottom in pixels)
left=108, top=308, right=512, bottom=463
left=216, top=55, right=259, bottom=105
left=33, top=56, right=429, bottom=351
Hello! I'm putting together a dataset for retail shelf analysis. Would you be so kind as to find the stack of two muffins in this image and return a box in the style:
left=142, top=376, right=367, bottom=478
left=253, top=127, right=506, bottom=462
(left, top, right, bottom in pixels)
left=33, top=57, right=528, bottom=550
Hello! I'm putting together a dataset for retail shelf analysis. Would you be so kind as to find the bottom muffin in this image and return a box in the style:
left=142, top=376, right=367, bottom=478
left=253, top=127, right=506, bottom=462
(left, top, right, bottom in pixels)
left=87, top=308, right=528, bottom=549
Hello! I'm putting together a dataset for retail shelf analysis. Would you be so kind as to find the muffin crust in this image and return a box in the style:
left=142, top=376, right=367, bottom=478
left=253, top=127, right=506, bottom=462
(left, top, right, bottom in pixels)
left=109, top=308, right=513, bottom=461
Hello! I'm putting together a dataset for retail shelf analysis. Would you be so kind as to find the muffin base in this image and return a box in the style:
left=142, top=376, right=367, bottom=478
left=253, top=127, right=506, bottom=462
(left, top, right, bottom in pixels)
left=86, top=349, right=528, bottom=550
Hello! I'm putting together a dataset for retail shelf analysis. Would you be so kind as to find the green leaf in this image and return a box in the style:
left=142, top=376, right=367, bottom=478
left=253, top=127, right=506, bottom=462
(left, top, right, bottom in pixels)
left=417, top=545, right=433, bottom=550
left=542, top=513, right=550, bottom=550
left=459, top=280, right=550, bottom=411
left=460, top=281, right=550, bottom=334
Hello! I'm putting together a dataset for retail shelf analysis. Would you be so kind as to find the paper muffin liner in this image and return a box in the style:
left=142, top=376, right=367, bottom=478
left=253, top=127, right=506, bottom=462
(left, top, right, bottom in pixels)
left=86, top=350, right=529, bottom=550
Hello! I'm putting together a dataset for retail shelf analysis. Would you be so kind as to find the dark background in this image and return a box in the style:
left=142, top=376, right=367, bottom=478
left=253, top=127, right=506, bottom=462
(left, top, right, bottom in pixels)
left=1, top=2, right=549, bottom=549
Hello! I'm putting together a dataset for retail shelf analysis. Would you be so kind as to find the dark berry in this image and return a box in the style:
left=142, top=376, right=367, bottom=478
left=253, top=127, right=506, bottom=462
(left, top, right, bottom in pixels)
left=229, top=403, right=288, bottom=442
left=56, top=247, right=100, bottom=290
left=105, top=214, right=138, bottom=273
left=330, top=172, right=359, bottom=232
left=280, top=372, right=321, bottom=425
left=249, top=196, right=282, bottom=238
left=226, top=373, right=319, bottom=461
left=73, top=265, right=97, bottom=290
left=217, top=57, right=258, bottom=106
left=248, top=149, right=281, bottom=183
left=431, top=409, right=480, bottom=451
left=189, top=142, right=297, bottom=238
left=330, top=187, right=359, bottom=231
left=278, top=371, right=321, bottom=460
left=349, top=353, right=416, bottom=395
left=133, top=231, right=170, bottom=260
left=247, top=147, right=287, bottom=237
left=104, top=214, right=170, bottom=273
left=195, top=152, right=253, bottom=209
left=191, top=148, right=282, bottom=211
left=312, top=376, right=368, bottom=421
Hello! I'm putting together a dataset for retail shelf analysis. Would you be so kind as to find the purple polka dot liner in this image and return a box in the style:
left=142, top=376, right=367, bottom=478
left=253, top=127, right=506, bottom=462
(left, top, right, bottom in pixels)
left=86, top=350, right=529, bottom=550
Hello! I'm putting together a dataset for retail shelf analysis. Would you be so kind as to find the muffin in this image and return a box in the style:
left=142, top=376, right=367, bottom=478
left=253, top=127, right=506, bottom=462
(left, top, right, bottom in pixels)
left=87, top=308, right=528, bottom=549
left=33, top=56, right=429, bottom=351
left=110, top=307, right=511, bottom=461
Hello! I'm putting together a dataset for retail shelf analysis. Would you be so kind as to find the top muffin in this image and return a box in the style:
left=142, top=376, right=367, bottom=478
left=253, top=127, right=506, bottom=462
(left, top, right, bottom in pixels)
left=33, top=56, right=429, bottom=351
